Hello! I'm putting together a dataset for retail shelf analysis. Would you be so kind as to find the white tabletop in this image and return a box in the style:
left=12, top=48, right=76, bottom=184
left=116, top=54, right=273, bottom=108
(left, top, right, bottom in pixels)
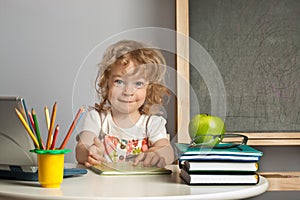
left=0, top=165, right=268, bottom=200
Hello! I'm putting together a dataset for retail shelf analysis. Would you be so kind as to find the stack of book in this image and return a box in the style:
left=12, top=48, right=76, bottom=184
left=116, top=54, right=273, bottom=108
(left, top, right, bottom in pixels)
left=175, top=143, right=263, bottom=185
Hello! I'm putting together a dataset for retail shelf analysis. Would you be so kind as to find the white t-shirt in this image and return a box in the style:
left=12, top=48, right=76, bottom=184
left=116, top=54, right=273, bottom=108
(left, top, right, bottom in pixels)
left=79, top=109, right=168, bottom=162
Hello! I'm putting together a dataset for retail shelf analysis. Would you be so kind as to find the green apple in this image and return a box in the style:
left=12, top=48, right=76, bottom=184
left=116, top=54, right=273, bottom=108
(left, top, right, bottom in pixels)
left=189, top=114, right=226, bottom=146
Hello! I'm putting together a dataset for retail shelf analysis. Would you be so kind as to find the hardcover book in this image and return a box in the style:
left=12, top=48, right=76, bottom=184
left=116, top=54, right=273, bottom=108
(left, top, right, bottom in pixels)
left=175, top=143, right=263, bottom=157
left=181, top=160, right=259, bottom=173
left=178, top=154, right=260, bottom=162
left=180, top=168, right=259, bottom=185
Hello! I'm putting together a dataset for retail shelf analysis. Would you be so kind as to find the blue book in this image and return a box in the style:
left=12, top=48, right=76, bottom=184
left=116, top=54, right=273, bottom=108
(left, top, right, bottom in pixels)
left=175, top=143, right=263, bottom=157
left=175, top=143, right=263, bottom=163
left=178, top=154, right=261, bottom=162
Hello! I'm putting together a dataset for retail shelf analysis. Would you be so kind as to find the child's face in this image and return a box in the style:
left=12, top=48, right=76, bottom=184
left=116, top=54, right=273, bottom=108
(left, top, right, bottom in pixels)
left=108, top=61, right=148, bottom=115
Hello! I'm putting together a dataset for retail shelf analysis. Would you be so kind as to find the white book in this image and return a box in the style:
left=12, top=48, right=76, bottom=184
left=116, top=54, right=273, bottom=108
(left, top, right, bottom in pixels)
left=180, top=169, right=259, bottom=185
left=182, top=160, right=259, bottom=172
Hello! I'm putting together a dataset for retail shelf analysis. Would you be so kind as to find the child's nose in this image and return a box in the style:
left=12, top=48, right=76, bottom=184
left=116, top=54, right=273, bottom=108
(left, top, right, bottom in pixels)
left=123, top=84, right=135, bottom=96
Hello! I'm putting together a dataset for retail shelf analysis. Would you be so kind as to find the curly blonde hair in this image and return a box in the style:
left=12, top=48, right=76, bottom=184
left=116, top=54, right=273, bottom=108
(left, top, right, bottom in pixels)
left=95, top=40, right=170, bottom=115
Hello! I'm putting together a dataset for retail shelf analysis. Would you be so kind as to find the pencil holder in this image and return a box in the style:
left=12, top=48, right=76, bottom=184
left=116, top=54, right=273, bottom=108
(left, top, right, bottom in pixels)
left=30, top=149, right=71, bottom=188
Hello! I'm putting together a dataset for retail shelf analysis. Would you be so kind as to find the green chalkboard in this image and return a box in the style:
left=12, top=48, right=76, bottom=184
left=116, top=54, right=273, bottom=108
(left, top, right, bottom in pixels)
left=189, top=0, right=300, bottom=132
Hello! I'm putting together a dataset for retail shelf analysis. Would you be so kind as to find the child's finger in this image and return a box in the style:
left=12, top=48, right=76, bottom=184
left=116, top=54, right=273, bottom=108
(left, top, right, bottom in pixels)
left=133, top=153, right=145, bottom=166
left=149, top=154, right=160, bottom=166
left=84, top=156, right=99, bottom=167
left=89, top=137, right=105, bottom=157
left=88, top=148, right=106, bottom=161
left=93, top=137, right=105, bottom=152
left=143, top=152, right=159, bottom=167
left=156, top=157, right=166, bottom=168
left=93, top=137, right=101, bottom=147
left=85, top=155, right=106, bottom=167
left=84, top=161, right=92, bottom=167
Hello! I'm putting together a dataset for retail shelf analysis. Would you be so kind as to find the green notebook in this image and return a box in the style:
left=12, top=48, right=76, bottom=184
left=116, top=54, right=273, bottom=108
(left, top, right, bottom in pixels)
left=175, top=143, right=263, bottom=157
left=90, top=162, right=172, bottom=175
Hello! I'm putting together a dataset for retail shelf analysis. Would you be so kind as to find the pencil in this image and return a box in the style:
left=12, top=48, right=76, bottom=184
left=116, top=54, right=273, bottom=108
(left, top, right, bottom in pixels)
left=44, top=106, right=50, bottom=131
left=32, top=109, right=45, bottom=150
left=27, top=111, right=36, bottom=132
left=21, top=99, right=35, bottom=135
left=46, top=102, right=57, bottom=149
left=15, top=108, right=40, bottom=149
left=59, top=106, right=85, bottom=149
left=50, top=124, right=59, bottom=150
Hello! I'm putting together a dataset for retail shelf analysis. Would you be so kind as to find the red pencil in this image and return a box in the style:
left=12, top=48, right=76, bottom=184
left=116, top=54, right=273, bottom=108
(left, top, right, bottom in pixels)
left=50, top=124, right=59, bottom=150
left=27, top=111, right=36, bottom=132
left=59, top=106, right=85, bottom=149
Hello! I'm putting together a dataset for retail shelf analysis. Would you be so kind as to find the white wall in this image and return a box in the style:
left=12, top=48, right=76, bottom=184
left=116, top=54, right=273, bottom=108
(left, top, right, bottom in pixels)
left=0, top=0, right=175, bottom=162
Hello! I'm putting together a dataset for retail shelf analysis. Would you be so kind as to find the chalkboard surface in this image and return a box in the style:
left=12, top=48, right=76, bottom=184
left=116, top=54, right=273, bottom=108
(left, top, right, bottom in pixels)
left=189, top=0, right=300, bottom=132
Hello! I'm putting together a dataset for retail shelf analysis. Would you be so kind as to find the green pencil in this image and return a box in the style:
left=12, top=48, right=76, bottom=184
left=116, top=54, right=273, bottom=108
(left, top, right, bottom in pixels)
left=32, top=109, right=45, bottom=149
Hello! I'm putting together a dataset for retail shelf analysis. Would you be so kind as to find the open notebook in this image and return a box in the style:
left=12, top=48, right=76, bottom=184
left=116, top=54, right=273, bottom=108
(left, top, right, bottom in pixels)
left=0, top=96, right=87, bottom=181
left=90, top=162, right=172, bottom=175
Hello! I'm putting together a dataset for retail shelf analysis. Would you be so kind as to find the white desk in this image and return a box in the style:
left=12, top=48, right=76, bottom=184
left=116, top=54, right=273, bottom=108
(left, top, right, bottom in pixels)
left=0, top=165, right=268, bottom=200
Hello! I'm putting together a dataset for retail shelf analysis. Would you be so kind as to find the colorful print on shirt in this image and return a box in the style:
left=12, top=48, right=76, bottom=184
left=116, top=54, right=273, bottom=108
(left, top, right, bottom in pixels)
left=103, top=135, right=149, bottom=162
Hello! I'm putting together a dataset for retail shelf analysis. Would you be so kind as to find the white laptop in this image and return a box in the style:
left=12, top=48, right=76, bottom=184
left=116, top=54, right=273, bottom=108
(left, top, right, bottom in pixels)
left=0, top=96, right=87, bottom=181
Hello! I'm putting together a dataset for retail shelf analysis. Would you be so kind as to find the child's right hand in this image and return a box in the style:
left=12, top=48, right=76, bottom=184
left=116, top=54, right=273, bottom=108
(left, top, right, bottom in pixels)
left=84, top=137, right=106, bottom=167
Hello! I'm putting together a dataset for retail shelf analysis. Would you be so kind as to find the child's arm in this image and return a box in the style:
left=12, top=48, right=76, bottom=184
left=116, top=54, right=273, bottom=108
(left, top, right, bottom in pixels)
left=133, top=138, right=174, bottom=168
left=75, top=131, right=106, bottom=167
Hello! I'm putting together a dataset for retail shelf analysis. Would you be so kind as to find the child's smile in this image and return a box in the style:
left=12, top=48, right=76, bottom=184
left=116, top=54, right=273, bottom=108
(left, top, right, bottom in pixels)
left=118, top=99, right=135, bottom=103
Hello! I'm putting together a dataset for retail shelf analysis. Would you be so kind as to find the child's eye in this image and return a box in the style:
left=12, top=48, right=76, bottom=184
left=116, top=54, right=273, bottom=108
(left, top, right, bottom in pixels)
left=113, top=79, right=125, bottom=87
left=135, top=81, right=145, bottom=88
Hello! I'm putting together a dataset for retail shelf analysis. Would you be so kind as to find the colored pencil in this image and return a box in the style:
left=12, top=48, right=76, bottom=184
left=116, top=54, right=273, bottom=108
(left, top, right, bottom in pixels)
left=32, top=109, right=45, bottom=150
left=15, top=108, right=40, bottom=149
left=50, top=124, right=59, bottom=150
left=44, top=106, right=50, bottom=130
left=59, top=106, right=85, bottom=149
left=27, top=111, right=36, bottom=132
left=21, top=99, right=35, bottom=134
left=46, top=102, right=57, bottom=149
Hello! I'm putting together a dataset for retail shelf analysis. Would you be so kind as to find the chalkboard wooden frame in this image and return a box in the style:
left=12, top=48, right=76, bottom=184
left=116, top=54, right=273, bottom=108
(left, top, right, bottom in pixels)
left=175, top=0, right=300, bottom=145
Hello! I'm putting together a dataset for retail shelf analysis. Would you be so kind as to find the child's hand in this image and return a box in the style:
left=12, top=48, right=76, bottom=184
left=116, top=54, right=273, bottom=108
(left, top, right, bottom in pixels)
left=84, top=137, right=106, bottom=167
left=133, top=152, right=166, bottom=168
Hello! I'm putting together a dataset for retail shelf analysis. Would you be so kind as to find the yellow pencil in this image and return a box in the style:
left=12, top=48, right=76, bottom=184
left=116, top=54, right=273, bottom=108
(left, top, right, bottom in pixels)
left=15, top=108, right=40, bottom=149
left=44, top=106, right=50, bottom=131
left=46, top=102, right=57, bottom=149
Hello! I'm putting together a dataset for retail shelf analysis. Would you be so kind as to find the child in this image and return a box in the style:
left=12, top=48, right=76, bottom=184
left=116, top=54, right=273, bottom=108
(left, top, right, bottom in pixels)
left=76, top=40, right=174, bottom=168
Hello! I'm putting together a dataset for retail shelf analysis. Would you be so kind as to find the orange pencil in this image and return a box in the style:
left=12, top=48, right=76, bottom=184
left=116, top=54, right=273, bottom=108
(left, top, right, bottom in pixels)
left=46, top=102, right=57, bottom=149
left=50, top=124, right=59, bottom=150
left=59, top=106, right=85, bottom=149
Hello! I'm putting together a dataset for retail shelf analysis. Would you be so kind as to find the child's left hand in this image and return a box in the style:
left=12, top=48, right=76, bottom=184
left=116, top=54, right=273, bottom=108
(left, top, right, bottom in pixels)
left=133, top=152, right=166, bottom=168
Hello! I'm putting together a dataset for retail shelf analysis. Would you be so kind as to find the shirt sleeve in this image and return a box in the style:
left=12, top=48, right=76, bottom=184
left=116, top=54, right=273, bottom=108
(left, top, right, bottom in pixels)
left=147, top=115, right=168, bottom=144
left=79, top=109, right=101, bottom=136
